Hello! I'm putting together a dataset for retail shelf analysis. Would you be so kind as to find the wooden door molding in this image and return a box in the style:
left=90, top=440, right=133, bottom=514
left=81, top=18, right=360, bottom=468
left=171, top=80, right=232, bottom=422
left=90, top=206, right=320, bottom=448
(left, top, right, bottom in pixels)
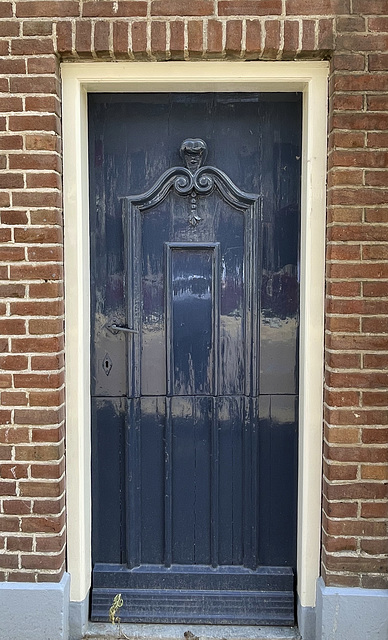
left=62, top=61, right=328, bottom=610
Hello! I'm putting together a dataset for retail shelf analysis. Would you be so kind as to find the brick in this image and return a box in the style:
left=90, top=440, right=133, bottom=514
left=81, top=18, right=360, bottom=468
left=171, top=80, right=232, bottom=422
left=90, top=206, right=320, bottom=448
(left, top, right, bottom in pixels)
left=152, top=0, right=213, bottom=15
left=364, top=348, right=388, bottom=371
left=113, top=21, right=129, bottom=58
left=219, top=0, right=282, bottom=15
left=207, top=20, right=223, bottom=54
left=324, top=463, right=358, bottom=481
left=1, top=210, right=28, bottom=225
left=323, top=499, right=358, bottom=519
left=0, top=376, right=12, bottom=389
left=331, top=131, right=364, bottom=148
left=246, top=19, right=261, bottom=57
left=367, top=95, right=388, bottom=111
left=328, top=224, right=388, bottom=241
left=56, top=21, right=73, bottom=55
left=25, top=134, right=59, bottom=151
left=0, top=3, right=12, bottom=17
left=325, top=442, right=386, bottom=462
left=75, top=21, right=92, bottom=57
left=10, top=264, right=63, bottom=281
left=327, top=242, right=361, bottom=259
left=28, top=282, right=63, bottom=298
left=0, top=464, right=29, bottom=480
left=361, top=502, right=388, bottom=519
left=0, top=339, right=8, bottom=353
left=0, top=355, right=28, bottom=371
left=283, top=20, right=299, bottom=56
left=225, top=20, right=242, bottom=56
left=361, top=575, right=388, bottom=590
left=15, top=444, right=62, bottom=462
left=31, top=461, right=64, bottom=479
left=14, top=373, right=63, bottom=390
left=13, top=191, right=61, bottom=209
left=362, top=428, right=388, bottom=444
left=21, top=515, right=62, bottom=534
left=333, top=75, right=388, bottom=92
left=263, top=20, right=280, bottom=57
left=7, top=537, right=33, bottom=552
left=362, top=317, right=388, bottom=333
left=363, top=281, right=388, bottom=297
left=12, top=76, right=58, bottom=95
left=0, top=426, right=29, bottom=442
left=0, top=320, right=26, bottom=336
left=0, top=97, right=23, bottom=112
left=26, top=172, right=61, bottom=190
left=30, top=391, right=64, bottom=407
left=363, top=242, right=388, bottom=258
left=363, top=391, right=388, bottom=406
left=337, top=33, right=388, bottom=51
left=187, top=21, right=203, bottom=56
left=29, top=318, right=63, bottom=334
left=300, top=19, right=315, bottom=52
left=369, top=53, right=388, bottom=71
left=83, top=1, right=147, bottom=17
left=32, top=427, right=63, bottom=443
left=19, top=480, right=64, bottom=498
left=27, top=56, right=57, bottom=75
left=34, top=497, right=65, bottom=515
left=23, top=21, right=53, bottom=37
left=0, top=554, right=18, bottom=569
left=9, top=115, right=59, bottom=133
left=0, top=21, right=19, bottom=37
left=368, top=17, right=388, bottom=32
left=0, top=59, right=26, bottom=75
left=16, top=1, right=79, bottom=17
left=324, top=554, right=388, bottom=574
left=14, top=409, right=63, bottom=426
left=0, top=173, right=24, bottom=189
left=131, top=22, right=147, bottom=57
left=11, top=39, right=54, bottom=56
left=14, top=226, right=62, bottom=243
left=325, top=537, right=357, bottom=552
left=353, top=0, right=388, bottom=13
left=0, top=135, right=23, bottom=151
left=151, top=21, right=166, bottom=57
left=326, top=352, right=361, bottom=369
left=327, top=334, right=388, bottom=351
left=1, top=392, right=28, bottom=407
left=286, top=0, right=349, bottom=13
left=22, top=551, right=65, bottom=571
left=364, top=207, right=388, bottom=222
left=332, top=54, right=365, bottom=71
left=326, top=370, right=388, bottom=389
left=94, top=20, right=110, bottom=56
left=3, top=499, right=31, bottom=515
left=337, top=16, right=366, bottom=32
left=325, top=390, right=360, bottom=407
left=317, top=18, right=334, bottom=49
left=0, top=246, right=25, bottom=261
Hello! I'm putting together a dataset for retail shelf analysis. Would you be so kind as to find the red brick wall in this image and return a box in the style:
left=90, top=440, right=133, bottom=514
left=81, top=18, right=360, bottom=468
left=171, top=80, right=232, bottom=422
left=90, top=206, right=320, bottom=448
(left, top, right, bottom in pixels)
left=0, top=0, right=387, bottom=589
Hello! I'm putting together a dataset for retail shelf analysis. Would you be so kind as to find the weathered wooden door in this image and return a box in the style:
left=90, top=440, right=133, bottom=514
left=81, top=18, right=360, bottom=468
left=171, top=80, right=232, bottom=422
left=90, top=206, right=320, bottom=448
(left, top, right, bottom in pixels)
left=89, top=93, right=301, bottom=625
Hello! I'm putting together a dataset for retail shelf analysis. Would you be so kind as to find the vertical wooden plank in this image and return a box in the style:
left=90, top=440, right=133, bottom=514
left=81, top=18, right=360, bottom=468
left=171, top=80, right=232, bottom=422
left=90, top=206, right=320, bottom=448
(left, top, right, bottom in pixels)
left=211, top=396, right=219, bottom=568
left=126, top=397, right=141, bottom=568
left=164, top=396, right=172, bottom=567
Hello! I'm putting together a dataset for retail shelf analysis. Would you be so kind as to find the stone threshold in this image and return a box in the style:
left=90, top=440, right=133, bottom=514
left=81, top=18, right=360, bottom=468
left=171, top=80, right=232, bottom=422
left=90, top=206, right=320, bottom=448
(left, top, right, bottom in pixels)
left=85, top=623, right=301, bottom=640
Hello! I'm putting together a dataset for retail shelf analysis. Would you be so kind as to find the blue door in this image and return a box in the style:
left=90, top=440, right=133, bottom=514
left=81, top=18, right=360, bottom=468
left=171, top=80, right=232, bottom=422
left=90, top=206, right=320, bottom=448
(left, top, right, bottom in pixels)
left=89, top=93, right=301, bottom=625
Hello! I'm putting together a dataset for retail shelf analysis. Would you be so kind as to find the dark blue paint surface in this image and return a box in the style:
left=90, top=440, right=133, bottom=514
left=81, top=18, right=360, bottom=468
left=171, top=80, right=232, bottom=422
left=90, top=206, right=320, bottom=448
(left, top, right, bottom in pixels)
left=89, top=93, right=301, bottom=625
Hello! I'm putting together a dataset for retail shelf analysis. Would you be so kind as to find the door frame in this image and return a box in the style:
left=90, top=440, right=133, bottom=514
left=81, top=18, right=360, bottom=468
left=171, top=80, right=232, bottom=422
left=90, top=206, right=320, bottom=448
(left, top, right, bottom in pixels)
left=62, top=61, right=328, bottom=614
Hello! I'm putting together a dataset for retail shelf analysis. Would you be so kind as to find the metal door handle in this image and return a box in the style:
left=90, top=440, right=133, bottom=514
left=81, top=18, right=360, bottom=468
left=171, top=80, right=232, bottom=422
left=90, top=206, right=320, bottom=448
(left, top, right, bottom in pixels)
left=107, top=324, right=138, bottom=335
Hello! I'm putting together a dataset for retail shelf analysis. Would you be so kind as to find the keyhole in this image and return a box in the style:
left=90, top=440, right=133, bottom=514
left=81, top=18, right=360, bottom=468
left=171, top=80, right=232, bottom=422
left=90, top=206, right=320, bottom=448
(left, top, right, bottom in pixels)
left=102, top=353, right=113, bottom=376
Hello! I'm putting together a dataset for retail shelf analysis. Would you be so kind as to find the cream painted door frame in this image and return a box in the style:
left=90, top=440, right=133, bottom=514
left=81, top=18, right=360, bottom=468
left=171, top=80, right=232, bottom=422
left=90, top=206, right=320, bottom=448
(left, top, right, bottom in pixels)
left=62, top=60, right=328, bottom=610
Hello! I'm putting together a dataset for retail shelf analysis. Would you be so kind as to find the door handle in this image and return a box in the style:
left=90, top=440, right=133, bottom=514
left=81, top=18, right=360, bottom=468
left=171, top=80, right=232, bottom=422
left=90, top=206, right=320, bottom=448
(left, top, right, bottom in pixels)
left=107, top=323, right=138, bottom=335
